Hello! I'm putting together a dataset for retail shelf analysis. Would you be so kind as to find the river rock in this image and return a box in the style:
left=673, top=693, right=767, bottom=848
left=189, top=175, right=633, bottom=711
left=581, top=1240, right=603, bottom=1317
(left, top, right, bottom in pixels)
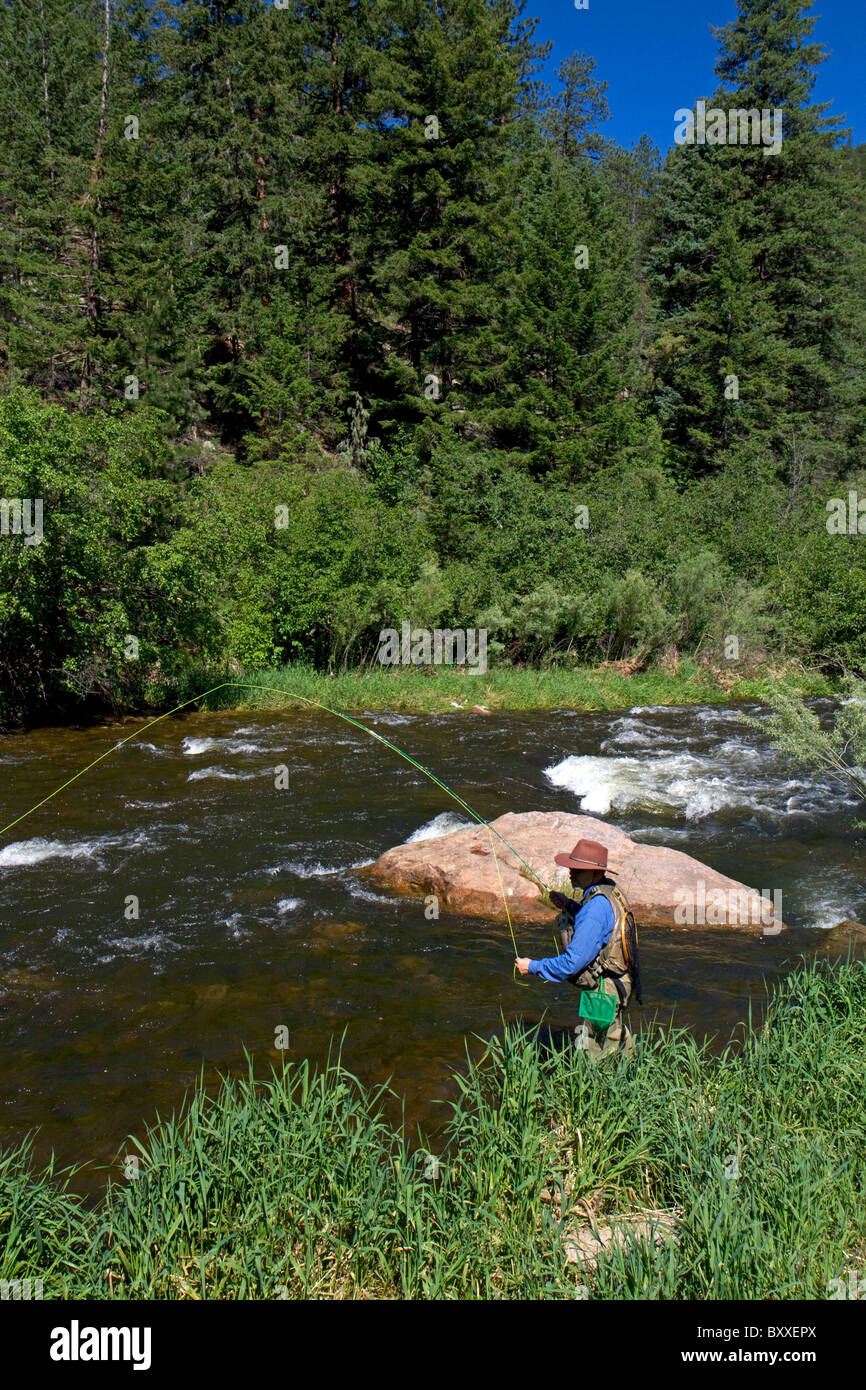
left=563, top=1210, right=679, bottom=1268
left=365, top=811, right=787, bottom=930
left=822, top=919, right=866, bottom=944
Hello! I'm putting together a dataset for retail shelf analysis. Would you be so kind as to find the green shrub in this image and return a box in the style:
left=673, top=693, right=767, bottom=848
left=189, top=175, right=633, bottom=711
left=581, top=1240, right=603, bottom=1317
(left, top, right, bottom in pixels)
left=1, top=959, right=863, bottom=1299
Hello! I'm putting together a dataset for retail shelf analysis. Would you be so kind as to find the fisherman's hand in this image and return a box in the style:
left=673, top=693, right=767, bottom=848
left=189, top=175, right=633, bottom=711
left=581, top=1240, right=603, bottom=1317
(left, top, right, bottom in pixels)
left=549, top=891, right=571, bottom=913
left=515, top=957, right=532, bottom=976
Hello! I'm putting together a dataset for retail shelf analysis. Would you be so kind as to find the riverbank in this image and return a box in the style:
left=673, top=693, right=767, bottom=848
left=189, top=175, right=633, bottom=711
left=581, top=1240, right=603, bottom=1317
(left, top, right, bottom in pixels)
left=188, top=659, right=835, bottom=717
left=3, top=956, right=863, bottom=1300
left=2, top=660, right=839, bottom=730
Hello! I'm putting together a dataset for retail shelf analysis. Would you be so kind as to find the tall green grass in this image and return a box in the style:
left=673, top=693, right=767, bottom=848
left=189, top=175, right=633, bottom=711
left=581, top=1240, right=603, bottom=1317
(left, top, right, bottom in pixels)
left=2, top=958, right=863, bottom=1299
left=187, top=660, right=834, bottom=716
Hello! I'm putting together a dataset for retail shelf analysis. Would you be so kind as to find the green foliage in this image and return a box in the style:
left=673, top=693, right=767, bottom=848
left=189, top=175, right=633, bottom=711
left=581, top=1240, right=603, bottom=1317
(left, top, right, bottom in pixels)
left=2, top=958, right=864, bottom=1298
left=740, top=680, right=866, bottom=823
left=596, top=568, right=676, bottom=663
left=0, top=390, right=221, bottom=722
left=646, top=0, right=866, bottom=478
left=1, top=0, right=865, bottom=719
left=3, top=384, right=864, bottom=723
left=0, top=1136, right=90, bottom=1288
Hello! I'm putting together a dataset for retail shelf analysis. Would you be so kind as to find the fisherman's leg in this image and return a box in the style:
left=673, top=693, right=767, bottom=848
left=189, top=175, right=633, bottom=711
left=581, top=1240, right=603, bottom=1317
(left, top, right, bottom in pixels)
left=595, top=979, right=635, bottom=1058
left=574, top=1022, right=605, bottom=1060
left=573, top=979, right=619, bottom=1060
left=573, top=1018, right=607, bottom=1057
left=600, top=1008, right=626, bottom=1055
left=604, top=976, right=636, bottom=1056
left=616, top=974, right=636, bottom=1055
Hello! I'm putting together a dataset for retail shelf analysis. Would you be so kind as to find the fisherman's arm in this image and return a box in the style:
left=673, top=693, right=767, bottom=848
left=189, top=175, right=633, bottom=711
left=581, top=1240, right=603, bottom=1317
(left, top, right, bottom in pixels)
left=515, top=897, right=614, bottom=981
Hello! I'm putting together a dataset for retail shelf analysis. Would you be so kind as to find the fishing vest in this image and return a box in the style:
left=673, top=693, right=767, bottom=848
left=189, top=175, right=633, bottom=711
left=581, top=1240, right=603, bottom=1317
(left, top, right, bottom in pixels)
left=557, top=882, right=635, bottom=991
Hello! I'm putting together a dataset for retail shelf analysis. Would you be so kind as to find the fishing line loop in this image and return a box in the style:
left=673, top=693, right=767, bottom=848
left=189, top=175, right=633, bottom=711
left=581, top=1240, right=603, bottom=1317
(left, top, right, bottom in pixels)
left=1, top=682, right=554, bottom=964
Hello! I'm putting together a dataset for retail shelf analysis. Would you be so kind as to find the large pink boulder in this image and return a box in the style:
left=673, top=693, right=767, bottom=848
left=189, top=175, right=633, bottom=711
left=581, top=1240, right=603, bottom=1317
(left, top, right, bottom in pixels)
left=365, top=811, right=786, bottom=931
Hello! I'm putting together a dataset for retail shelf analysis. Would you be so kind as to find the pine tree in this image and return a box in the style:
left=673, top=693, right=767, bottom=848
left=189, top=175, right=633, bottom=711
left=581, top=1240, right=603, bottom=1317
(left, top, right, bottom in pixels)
left=0, top=0, right=104, bottom=399
left=543, top=51, right=610, bottom=162
left=494, top=141, right=637, bottom=475
left=646, top=0, right=866, bottom=478
left=367, top=0, right=522, bottom=448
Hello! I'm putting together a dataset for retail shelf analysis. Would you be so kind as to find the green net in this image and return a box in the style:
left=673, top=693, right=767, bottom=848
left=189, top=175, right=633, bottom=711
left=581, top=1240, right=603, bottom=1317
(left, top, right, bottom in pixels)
left=578, top=978, right=618, bottom=1027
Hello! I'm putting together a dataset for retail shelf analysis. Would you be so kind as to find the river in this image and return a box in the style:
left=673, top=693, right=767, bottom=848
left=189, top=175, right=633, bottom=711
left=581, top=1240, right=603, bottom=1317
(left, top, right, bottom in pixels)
left=1, top=699, right=863, bottom=1196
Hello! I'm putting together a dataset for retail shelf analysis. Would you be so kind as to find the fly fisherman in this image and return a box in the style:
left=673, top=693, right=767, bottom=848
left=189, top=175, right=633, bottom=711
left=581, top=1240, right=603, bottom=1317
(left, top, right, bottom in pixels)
left=515, top=838, right=641, bottom=1057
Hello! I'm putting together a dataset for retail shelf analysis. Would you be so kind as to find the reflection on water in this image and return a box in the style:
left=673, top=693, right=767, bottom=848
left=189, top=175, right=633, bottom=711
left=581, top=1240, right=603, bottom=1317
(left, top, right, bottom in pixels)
left=0, top=702, right=863, bottom=1197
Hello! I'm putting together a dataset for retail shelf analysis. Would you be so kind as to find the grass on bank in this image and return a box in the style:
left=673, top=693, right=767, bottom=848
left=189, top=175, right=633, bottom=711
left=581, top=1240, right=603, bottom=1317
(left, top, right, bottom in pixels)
left=1, top=956, right=864, bottom=1300
left=170, top=658, right=835, bottom=717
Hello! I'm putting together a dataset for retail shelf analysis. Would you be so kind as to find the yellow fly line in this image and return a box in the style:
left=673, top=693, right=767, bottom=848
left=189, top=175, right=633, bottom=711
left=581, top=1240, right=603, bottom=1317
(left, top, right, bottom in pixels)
left=0, top=682, right=554, bottom=973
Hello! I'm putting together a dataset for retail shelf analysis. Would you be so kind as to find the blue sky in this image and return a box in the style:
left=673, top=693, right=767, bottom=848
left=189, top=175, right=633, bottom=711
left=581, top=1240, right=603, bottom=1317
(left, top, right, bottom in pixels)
left=527, top=0, right=865, bottom=152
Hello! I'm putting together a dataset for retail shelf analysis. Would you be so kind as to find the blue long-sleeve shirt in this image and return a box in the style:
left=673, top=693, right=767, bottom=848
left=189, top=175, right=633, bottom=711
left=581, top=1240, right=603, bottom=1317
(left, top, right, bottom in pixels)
left=529, top=889, right=615, bottom=983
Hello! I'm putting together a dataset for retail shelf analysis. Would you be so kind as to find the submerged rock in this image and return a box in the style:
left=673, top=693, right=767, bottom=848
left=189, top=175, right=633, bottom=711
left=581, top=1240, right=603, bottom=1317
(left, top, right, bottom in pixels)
left=821, top=918, right=866, bottom=944
left=365, top=810, right=787, bottom=930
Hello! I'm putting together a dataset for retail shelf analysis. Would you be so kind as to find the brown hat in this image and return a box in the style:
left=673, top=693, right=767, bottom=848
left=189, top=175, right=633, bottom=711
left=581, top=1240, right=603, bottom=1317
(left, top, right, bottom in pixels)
left=554, top=838, right=613, bottom=874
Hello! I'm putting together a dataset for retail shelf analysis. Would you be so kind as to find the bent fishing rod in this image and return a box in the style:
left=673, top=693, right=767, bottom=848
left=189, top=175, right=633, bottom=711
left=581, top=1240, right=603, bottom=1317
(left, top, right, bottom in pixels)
left=0, top=682, right=555, bottom=966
